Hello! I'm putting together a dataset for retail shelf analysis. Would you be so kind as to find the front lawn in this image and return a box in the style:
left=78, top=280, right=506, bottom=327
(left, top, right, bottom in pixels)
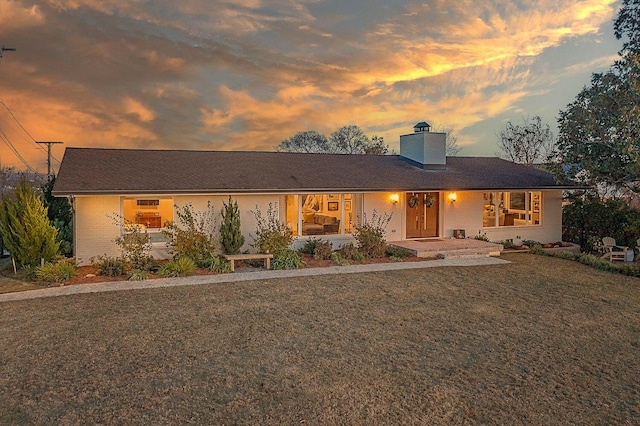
left=1, top=253, right=638, bottom=424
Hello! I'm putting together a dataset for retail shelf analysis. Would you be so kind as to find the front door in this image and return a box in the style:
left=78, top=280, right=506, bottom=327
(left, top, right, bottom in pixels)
left=406, top=192, right=439, bottom=238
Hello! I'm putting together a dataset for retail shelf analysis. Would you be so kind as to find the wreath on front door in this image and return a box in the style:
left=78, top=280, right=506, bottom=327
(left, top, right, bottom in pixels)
left=408, top=195, right=420, bottom=208
left=424, top=195, right=435, bottom=208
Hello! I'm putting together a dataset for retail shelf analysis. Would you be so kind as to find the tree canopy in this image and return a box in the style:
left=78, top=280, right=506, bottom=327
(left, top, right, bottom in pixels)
left=557, top=0, right=640, bottom=196
left=275, top=131, right=331, bottom=153
left=497, top=116, right=554, bottom=165
left=276, top=125, right=388, bottom=155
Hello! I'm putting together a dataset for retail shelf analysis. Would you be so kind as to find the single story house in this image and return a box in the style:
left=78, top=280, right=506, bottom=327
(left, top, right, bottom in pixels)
left=53, top=123, right=582, bottom=265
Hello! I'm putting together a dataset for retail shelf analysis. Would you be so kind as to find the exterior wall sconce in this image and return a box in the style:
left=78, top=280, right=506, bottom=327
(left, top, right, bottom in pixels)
left=448, top=192, right=457, bottom=203
left=390, top=193, right=400, bottom=204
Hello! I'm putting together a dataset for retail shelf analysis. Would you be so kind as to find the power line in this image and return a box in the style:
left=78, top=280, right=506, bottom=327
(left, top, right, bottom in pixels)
left=0, top=99, right=56, bottom=157
left=0, top=98, right=62, bottom=170
left=0, top=125, right=37, bottom=173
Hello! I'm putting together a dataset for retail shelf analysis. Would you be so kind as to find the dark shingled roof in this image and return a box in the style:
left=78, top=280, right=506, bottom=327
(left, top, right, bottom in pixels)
left=52, top=148, right=582, bottom=195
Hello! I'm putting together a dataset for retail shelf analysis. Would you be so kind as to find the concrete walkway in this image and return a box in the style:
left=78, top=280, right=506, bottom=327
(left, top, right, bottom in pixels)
left=0, top=257, right=510, bottom=303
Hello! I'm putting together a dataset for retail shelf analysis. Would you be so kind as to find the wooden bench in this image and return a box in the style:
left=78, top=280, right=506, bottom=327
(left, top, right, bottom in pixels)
left=224, top=253, right=274, bottom=272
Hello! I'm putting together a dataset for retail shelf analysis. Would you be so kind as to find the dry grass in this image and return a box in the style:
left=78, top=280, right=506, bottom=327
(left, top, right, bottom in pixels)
left=1, top=253, right=639, bottom=425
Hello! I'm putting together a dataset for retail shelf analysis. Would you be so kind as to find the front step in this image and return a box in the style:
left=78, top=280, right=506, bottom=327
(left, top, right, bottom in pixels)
left=415, top=248, right=502, bottom=259
left=390, top=241, right=504, bottom=259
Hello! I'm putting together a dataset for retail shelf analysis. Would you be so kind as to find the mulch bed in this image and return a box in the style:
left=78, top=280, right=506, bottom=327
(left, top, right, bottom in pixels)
left=52, top=254, right=430, bottom=288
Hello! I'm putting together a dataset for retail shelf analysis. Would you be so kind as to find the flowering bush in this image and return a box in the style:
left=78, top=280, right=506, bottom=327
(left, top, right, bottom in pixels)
left=353, top=210, right=393, bottom=258
left=251, top=203, right=294, bottom=253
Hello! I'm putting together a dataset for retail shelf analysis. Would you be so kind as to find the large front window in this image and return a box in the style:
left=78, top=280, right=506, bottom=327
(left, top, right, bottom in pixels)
left=482, top=192, right=541, bottom=227
left=123, top=197, right=174, bottom=243
left=285, top=193, right=362, bottom=236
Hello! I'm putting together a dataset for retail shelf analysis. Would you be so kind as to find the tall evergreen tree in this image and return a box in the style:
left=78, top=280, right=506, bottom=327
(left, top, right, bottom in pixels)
left=0, top=179, right=59, bottom=267
left=42, top=176, right=73, bottom=256
left=220, top=196, right=245, bottom=254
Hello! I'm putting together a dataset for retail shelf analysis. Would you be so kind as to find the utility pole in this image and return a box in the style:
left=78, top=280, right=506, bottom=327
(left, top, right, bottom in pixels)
left=36, top=141, right=63, bottom=177
left=0, top=46, right=16, bottom=59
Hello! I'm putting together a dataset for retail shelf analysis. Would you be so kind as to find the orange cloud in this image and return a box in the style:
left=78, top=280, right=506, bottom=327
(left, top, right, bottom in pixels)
left=0, top=0, right=43, bottom=30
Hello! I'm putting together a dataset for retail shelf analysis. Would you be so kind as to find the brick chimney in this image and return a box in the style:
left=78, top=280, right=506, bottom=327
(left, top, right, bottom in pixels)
left=399, top=122, right=446, bottom=169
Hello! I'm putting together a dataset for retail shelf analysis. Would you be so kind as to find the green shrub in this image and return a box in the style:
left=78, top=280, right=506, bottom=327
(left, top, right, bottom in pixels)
left=92, top=255, right=127, bottom=277
left=128, top=269, right=149, bottom=281
left=552, top=250, right=579, bottom=261
left=331, top=252, right=351, bottom=266
left=35, top=258, right=77, bottom=283
left=158, top=257, right=197, bottom=277
left=353, top=210, right=392, bottom=258
left=385, top=245, right=413, bottom=258
left=562, top=194, right=640, bottom=252
left=499, top=240, right=517, bottom=249
left=389, top=255, right=404, bottom=262
left=299, top=238, right=322, bottom=255
left=313, top=240, right=333, bottom=260
left=597, top=261, right=620, bottom=272
left=0, top=179, right=59, bottom=268
left=220, top=196, right=245, bottom=255
left=203, top=256, right=232, bottom=273
left=112, top=215, right=157, bottom=271
left=528, top=245, right=547, bottom=256
left=577, top=253, right=599, bottom=266
left=352, top=251, right=366, bottom=261
left=251, top=203, right=294, bottom=253
left=131, top=255, right=159, bottom=273
left=163, top=202, right=218, bottom=264
left=338, top=243, right=359, bottom=260
left=271, top=249, right=303, bottom=270
left=620, top=265, right=640, bottom=277
left=522, top=239, right=540, bottom=248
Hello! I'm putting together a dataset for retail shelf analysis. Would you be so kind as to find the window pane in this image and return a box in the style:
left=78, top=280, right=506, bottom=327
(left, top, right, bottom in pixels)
left=285, top=195, right=299, bottom=236
left=531, top=192, right=541, bottom=225
left=483, top=192, right=496, bottom=227
left=298, top=193, right=359, bottom=236
left=123, top=198, right=173, bottom=230
left=510, top=192, right=525, bottom=210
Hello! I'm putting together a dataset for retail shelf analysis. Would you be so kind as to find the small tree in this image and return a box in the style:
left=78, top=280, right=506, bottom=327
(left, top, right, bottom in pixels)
left=220, top=196, right=245, bottom=254
left=0, top=179, right=59, bottom=268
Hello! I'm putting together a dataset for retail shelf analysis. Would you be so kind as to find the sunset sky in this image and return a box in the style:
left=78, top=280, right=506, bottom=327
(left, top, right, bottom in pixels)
left=0, top=0, right=622, bottom=174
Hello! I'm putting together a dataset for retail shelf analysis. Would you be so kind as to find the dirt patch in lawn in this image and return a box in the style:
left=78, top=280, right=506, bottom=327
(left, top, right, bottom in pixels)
left=1, top=253, right=639, bottom=425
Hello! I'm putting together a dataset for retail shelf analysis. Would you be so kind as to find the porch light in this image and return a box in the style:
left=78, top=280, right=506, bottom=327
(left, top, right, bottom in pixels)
left=390, top=193, right=400, bottom=204
left=448, top=192, right=457, bottom=203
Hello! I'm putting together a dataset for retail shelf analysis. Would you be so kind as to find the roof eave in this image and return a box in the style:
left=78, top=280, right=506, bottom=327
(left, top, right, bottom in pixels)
left=52, top=184, right=588, bottom=197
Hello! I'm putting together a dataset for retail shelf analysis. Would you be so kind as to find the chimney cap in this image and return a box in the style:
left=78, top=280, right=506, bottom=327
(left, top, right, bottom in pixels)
left=413, top=121, right=431, bottom=132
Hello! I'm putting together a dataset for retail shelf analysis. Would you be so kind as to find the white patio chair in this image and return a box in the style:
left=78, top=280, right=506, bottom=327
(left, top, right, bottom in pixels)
left=601, top=237, right=628, bottom=262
